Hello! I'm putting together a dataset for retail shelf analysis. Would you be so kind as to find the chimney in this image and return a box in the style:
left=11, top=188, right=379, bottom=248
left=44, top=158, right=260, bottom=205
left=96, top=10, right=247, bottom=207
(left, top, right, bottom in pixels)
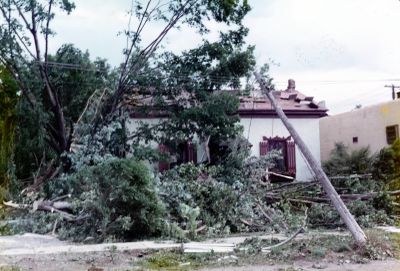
left=286, top=79, right=296, bottom=91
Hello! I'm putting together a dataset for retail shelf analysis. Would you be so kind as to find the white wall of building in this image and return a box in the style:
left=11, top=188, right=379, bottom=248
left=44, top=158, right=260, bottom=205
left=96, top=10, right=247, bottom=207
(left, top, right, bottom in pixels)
left=240, top=117, right=320, bottom=181
left=128, top=117, right=321, bottom=181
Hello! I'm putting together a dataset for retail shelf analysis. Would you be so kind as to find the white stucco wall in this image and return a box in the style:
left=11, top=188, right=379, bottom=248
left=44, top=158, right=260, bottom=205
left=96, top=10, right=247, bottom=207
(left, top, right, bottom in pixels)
left=127, top=118, right=207, bottom=163
left=128, top=117, right=321, bottom=181
left=240, top=117, right=320, bottom=181
left=127, top=118, right=164, bottom=146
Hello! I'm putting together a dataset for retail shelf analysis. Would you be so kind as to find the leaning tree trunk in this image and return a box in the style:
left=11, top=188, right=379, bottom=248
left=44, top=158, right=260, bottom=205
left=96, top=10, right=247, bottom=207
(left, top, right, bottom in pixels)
left=254, top=72, right=367, bottom=246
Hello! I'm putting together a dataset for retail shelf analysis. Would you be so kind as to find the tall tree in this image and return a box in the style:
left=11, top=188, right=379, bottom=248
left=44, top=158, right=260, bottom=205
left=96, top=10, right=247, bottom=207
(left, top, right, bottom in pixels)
left=12, top=44, right=112, bottom=181
left=128, top=26, right=258, bottom=163
left=100, top=0, right=251, bottom=121
left=0, top=0, right=75, bottom=156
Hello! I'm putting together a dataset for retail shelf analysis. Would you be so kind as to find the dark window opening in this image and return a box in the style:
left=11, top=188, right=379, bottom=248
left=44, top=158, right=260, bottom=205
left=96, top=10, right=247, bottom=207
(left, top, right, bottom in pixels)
left=158, top=140, right=197, bottom=172
left=353, top=137, right=358, bottom=143
left=260, top=136, right=296, bottom=182
left=386, top=125, right=399, bottom=145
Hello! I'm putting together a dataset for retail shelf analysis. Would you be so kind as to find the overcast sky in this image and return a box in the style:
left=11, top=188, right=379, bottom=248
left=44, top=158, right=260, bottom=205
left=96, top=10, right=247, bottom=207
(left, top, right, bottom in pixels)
left=49, top=0, right=400, bottom=114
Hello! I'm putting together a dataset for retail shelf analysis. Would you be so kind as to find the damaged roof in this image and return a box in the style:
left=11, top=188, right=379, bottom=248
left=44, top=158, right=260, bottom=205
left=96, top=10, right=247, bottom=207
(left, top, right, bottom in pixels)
left=127, top=79, right=328, bottom=118
left=239, top=80, right=328, bottom=118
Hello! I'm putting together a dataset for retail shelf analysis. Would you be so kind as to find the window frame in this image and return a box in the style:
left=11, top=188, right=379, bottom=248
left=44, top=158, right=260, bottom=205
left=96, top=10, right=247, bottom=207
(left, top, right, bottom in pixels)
left=386, top=125, right=399, bottom=145
left=260, top=136, right=296, bottom=178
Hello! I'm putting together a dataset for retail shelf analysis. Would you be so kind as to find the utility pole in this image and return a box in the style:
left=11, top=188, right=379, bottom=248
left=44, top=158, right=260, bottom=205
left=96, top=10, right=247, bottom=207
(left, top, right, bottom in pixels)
left=254, top=72, right=367, bottom=247
left=384, top=84, right=400, bottom=100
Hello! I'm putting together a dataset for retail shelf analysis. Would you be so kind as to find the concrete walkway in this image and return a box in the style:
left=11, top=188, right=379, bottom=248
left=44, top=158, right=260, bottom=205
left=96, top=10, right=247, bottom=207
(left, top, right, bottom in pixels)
left=0, top=230, right=350, bottom=256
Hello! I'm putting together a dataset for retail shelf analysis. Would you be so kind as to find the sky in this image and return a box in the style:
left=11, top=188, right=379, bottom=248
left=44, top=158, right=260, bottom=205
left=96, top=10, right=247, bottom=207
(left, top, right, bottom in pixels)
left=48, top=0, right=400, bottom=114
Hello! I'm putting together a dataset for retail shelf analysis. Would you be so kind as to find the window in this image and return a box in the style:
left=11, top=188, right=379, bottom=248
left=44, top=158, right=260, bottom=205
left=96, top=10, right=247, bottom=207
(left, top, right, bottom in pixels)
left=353, top=137, right=358, bottom=143
left=260, top=136, right=296, bottom=179
left=386, top=125, right=399, bottom=144
left=158, top=141, right=197, bottom=172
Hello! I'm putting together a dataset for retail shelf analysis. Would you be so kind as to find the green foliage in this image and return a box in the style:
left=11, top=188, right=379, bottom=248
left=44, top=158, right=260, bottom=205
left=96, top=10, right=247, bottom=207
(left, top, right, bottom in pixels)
left=13, top=97, right=52, bottom=181
left=127, top=9, right=259, bottom=162
left=323, top=142, right=372, bottom=175
left=157, top=149, right=296, bottom=239
left=308, top=145, right=396, bottom=227
left=48, top=44, right=112, bottom=123
left=40, top=158, right=165, bottom=242
left=131, top=92, right=243, bottom=164
left=308, top=196, right=393, bottom=228
left=158, top=163, right=239, bottom=235
left=373, top=139, right=400, bottom=216
left=0, top=67, right=18, bottom=200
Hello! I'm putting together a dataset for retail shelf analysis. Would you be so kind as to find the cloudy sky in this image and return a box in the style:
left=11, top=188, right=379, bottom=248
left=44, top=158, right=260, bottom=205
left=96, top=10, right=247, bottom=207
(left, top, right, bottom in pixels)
left=49, top=0, right=400, bottom=114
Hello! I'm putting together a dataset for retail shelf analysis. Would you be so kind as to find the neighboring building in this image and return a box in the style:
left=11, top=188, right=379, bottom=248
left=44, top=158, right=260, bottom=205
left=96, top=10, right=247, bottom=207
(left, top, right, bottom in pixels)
left=128, top=79, right=328, bottom=181
left=319, top=99, right=400, bottom=162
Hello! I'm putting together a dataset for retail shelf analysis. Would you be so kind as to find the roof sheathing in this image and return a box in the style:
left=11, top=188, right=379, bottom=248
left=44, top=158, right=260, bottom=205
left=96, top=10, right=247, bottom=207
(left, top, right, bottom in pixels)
left=238, top=89, right=328, bottom=118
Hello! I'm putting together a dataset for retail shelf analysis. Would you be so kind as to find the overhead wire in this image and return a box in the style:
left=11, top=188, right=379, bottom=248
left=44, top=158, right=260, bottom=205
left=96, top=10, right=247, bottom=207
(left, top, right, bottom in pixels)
left=28, top=60, right=400, bottom=84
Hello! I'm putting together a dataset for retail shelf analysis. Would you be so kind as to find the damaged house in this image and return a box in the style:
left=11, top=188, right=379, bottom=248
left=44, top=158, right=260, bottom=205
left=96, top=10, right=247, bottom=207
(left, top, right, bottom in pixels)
left=127, top=79, right=328, bottom=181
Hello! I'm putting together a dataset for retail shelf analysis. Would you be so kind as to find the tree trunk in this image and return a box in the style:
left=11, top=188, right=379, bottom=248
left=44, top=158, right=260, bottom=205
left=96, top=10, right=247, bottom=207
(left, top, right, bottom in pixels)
left=254, top=72, right=367, bottom=246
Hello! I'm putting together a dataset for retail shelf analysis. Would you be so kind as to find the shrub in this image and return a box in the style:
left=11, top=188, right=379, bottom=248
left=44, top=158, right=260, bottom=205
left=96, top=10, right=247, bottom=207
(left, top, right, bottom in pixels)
left=157, top=163, right=240, bottom=236
left=373, top=139, right=400, bottom=217
left=41, top=158, right=165, bottom=242
left=323, top=143, right=372, bottom=176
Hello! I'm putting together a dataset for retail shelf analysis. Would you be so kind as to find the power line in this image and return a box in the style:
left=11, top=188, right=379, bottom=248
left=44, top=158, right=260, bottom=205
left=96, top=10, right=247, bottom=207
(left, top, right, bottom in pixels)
left=17, top=60, right=400, bottom=87
left=384, top=84, right=400, bottom=100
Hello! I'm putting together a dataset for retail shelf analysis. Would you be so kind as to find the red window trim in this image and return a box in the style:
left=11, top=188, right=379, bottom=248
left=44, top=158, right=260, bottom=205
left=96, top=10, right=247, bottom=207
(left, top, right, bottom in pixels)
left=260, top=136, right=296, bottom=177
left=158, top=140, right=197, bottom=172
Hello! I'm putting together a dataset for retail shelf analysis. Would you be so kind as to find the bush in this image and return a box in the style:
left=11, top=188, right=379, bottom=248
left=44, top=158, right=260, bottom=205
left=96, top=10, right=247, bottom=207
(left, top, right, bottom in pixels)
left=323, top=143, right=372, bottom=176
left=373, top=139, right=400, bottom=217
left=41, top=158, right=165, bottom=242
left=157, top=163, right=240, bottom=236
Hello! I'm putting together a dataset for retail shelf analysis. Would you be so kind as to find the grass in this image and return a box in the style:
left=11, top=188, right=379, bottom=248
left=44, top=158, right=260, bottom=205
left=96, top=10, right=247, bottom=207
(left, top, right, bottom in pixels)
left=0, top=267, right=21, bottom=271
left=135, top=229, right=400, bottom=270
left=388, top=232, right=400, bottom=259
left=137, top=249, right=218, bottom=270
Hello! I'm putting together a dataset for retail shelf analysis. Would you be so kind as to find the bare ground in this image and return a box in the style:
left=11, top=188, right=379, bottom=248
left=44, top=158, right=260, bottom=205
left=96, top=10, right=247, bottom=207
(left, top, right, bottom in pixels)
left=1, top=251, right=400, bottom=271
left=0, top=228, right=399, bottom=271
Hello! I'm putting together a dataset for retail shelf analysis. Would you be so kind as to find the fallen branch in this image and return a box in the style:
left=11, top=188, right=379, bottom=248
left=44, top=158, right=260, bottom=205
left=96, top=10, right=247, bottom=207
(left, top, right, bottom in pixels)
left=256, top=203, right=273, bottom=223
left=261, top=227, right=305, bottom=252
left=265, top=190, right=400, bottom=205
left=239, top=218, right=263, bottom=228
left=36, top=204, right=76, bottom=221
left=183, top=225, right=207, bottom=234
left=21, top=161, right=61, bottom=194
left=261, top=207, right=308, bottom=252
left=3, top=201, right=29, bottom=209
left=339, top=190, right=400, bottom=200
left=269, top=171, right=294, bottom=180
left=264, top=181, right=317, bottom=193
left=265, top=195, right=326, bottom=205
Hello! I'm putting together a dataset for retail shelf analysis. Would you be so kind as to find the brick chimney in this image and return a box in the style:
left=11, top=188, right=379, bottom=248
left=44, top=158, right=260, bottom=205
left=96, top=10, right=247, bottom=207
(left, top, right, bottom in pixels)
left=286, top=79, right=296, bottom=91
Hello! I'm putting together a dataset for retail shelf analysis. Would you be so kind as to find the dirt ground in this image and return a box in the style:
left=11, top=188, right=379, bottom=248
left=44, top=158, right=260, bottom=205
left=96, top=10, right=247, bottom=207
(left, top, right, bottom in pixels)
left=1, top=251, right=400, bottom=271
left=202, top=259, right=400, bottom=271
left=0, top=229, right=399, bottom=271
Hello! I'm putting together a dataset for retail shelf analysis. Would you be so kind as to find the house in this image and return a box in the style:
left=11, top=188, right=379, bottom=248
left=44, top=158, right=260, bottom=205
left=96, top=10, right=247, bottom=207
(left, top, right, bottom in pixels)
left=319, top=98, right=400, bottom=162
left=238, top=79, right=327, bottom=181
left=127, top=79, right=328, bottom=181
